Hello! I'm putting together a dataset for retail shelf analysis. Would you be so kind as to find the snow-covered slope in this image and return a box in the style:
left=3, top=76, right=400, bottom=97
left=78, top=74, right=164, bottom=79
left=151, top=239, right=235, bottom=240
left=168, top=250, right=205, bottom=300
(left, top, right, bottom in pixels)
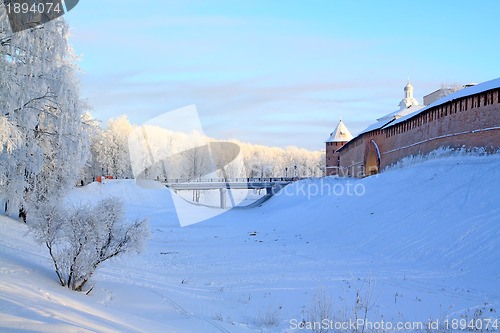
left=1, top=153, right=499, bottom=332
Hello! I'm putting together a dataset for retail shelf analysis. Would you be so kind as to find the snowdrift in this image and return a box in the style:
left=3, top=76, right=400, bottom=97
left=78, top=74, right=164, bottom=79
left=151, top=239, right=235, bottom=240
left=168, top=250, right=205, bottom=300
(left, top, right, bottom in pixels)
left=265, top=153, right=500, bottom=282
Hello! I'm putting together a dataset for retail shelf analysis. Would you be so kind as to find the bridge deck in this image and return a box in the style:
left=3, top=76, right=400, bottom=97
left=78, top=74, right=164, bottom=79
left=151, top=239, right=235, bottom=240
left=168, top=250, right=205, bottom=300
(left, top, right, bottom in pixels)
left=163, top=178, right=299, bottom=208
left=165, top=181, right=292, bottom=190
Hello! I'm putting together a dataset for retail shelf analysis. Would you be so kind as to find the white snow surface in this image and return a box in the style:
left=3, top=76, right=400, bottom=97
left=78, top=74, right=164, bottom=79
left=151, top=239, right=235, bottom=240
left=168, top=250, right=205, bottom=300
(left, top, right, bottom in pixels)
left=1, top=153, right=500, bottom=332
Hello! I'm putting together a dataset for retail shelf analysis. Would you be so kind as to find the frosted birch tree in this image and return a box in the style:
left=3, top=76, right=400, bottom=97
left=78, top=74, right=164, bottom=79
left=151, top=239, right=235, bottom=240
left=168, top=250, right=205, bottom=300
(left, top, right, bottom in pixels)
left=88, top=115, right=134, bottom=180
left=0, top=8, right=90, bottom=219
left=104, top=115, right=134, bottom=179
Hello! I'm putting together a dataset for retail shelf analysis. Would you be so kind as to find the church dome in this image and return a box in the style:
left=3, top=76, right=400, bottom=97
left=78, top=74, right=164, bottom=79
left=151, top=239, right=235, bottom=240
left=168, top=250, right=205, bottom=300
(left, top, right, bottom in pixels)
left=399, top=79, right=419, bottom=109
left=404, top=80, right=414, bottom=91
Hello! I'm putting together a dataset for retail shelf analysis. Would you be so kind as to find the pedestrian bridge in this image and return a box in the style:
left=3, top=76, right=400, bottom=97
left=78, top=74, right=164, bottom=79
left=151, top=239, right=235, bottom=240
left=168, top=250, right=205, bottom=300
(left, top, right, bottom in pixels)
left=164, top=178, right=295, bottom=208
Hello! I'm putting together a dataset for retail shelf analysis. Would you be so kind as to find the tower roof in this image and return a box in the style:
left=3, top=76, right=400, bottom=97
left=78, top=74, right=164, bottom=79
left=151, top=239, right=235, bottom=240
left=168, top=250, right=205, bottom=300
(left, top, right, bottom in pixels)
left=399, top=79, right=419, bottom=109
left=325, top=118, right=354, bottom=143
left=405, top=79, right=413, bottom=91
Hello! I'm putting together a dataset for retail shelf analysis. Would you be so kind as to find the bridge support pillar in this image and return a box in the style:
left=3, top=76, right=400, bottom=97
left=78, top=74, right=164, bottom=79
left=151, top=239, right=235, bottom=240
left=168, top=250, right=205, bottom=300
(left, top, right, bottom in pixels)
left=267, top=184, right=285, bottom=196
left=219, top=188, right=227, bottom=209
left=266, top=187, right=273, bottom=196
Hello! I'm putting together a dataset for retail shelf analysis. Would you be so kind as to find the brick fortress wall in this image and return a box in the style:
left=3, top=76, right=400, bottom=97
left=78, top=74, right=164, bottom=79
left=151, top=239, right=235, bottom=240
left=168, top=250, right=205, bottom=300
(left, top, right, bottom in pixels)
left=329, top=87, right=500, bottom=177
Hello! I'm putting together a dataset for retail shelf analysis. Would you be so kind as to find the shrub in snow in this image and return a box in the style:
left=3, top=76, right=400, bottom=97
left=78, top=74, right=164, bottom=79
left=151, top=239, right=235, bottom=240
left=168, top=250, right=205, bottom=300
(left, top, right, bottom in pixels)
left=350, top=274, right=381, bottom=333
left=307, top=287, right=334, bottom=333
left=29, top=198, right=149, bottom=291
left=252, top=305, right=281, bottom=328
left=306, top=277, right=381, bottom=333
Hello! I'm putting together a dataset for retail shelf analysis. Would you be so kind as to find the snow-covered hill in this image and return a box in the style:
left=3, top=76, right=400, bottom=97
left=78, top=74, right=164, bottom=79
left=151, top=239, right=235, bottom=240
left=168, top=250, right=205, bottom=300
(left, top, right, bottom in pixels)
left=1, top=153, right=499, bottom=332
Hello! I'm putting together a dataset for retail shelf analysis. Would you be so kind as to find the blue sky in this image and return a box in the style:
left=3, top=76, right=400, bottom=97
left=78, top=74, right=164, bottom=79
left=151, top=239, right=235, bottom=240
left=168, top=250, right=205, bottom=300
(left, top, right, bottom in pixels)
left=64, top=0, right=499, bottom=150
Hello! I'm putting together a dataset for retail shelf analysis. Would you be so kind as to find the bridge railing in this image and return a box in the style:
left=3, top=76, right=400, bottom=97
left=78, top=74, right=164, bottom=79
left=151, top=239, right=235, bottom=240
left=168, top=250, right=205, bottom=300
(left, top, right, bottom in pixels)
left=165, top=177, right=303, bottom=183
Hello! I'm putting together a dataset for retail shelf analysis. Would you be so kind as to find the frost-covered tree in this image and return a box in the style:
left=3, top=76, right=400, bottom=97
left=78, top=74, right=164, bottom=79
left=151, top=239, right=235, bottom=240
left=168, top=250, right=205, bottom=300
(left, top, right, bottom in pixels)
left=104, top=115, right=134, bottom=179
left=88, top=115, right=134, bottom=179
left=0, top=115, right=21, bottom=202
left=0, top=112, right=21, bottom=152
left=81, top=112, right=103, bottom=183
left=0, top=8, right=90, bottom=219
left=30, top=198, right=149, bottom=291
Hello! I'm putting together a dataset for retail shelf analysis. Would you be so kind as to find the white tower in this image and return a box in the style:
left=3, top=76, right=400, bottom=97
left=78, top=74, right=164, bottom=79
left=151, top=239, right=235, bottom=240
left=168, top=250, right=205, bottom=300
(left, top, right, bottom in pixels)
left=398, top=79, right=419, bottom=110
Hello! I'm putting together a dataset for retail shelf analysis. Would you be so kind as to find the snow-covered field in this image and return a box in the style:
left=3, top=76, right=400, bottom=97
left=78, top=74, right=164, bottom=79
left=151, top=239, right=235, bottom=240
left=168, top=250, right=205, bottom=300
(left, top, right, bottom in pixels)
left=1, top=153, right=499, bottom=332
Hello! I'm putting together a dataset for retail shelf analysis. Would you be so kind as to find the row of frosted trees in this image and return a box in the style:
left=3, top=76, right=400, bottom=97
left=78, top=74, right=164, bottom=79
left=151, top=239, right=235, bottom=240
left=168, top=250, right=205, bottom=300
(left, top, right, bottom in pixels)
left=84, top=115, right=325, bottom=183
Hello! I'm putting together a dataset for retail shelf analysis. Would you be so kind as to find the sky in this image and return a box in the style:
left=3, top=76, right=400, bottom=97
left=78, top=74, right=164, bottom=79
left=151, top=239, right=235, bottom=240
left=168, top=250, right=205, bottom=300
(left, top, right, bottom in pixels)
left=63, top=0, right=500, bottom=151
